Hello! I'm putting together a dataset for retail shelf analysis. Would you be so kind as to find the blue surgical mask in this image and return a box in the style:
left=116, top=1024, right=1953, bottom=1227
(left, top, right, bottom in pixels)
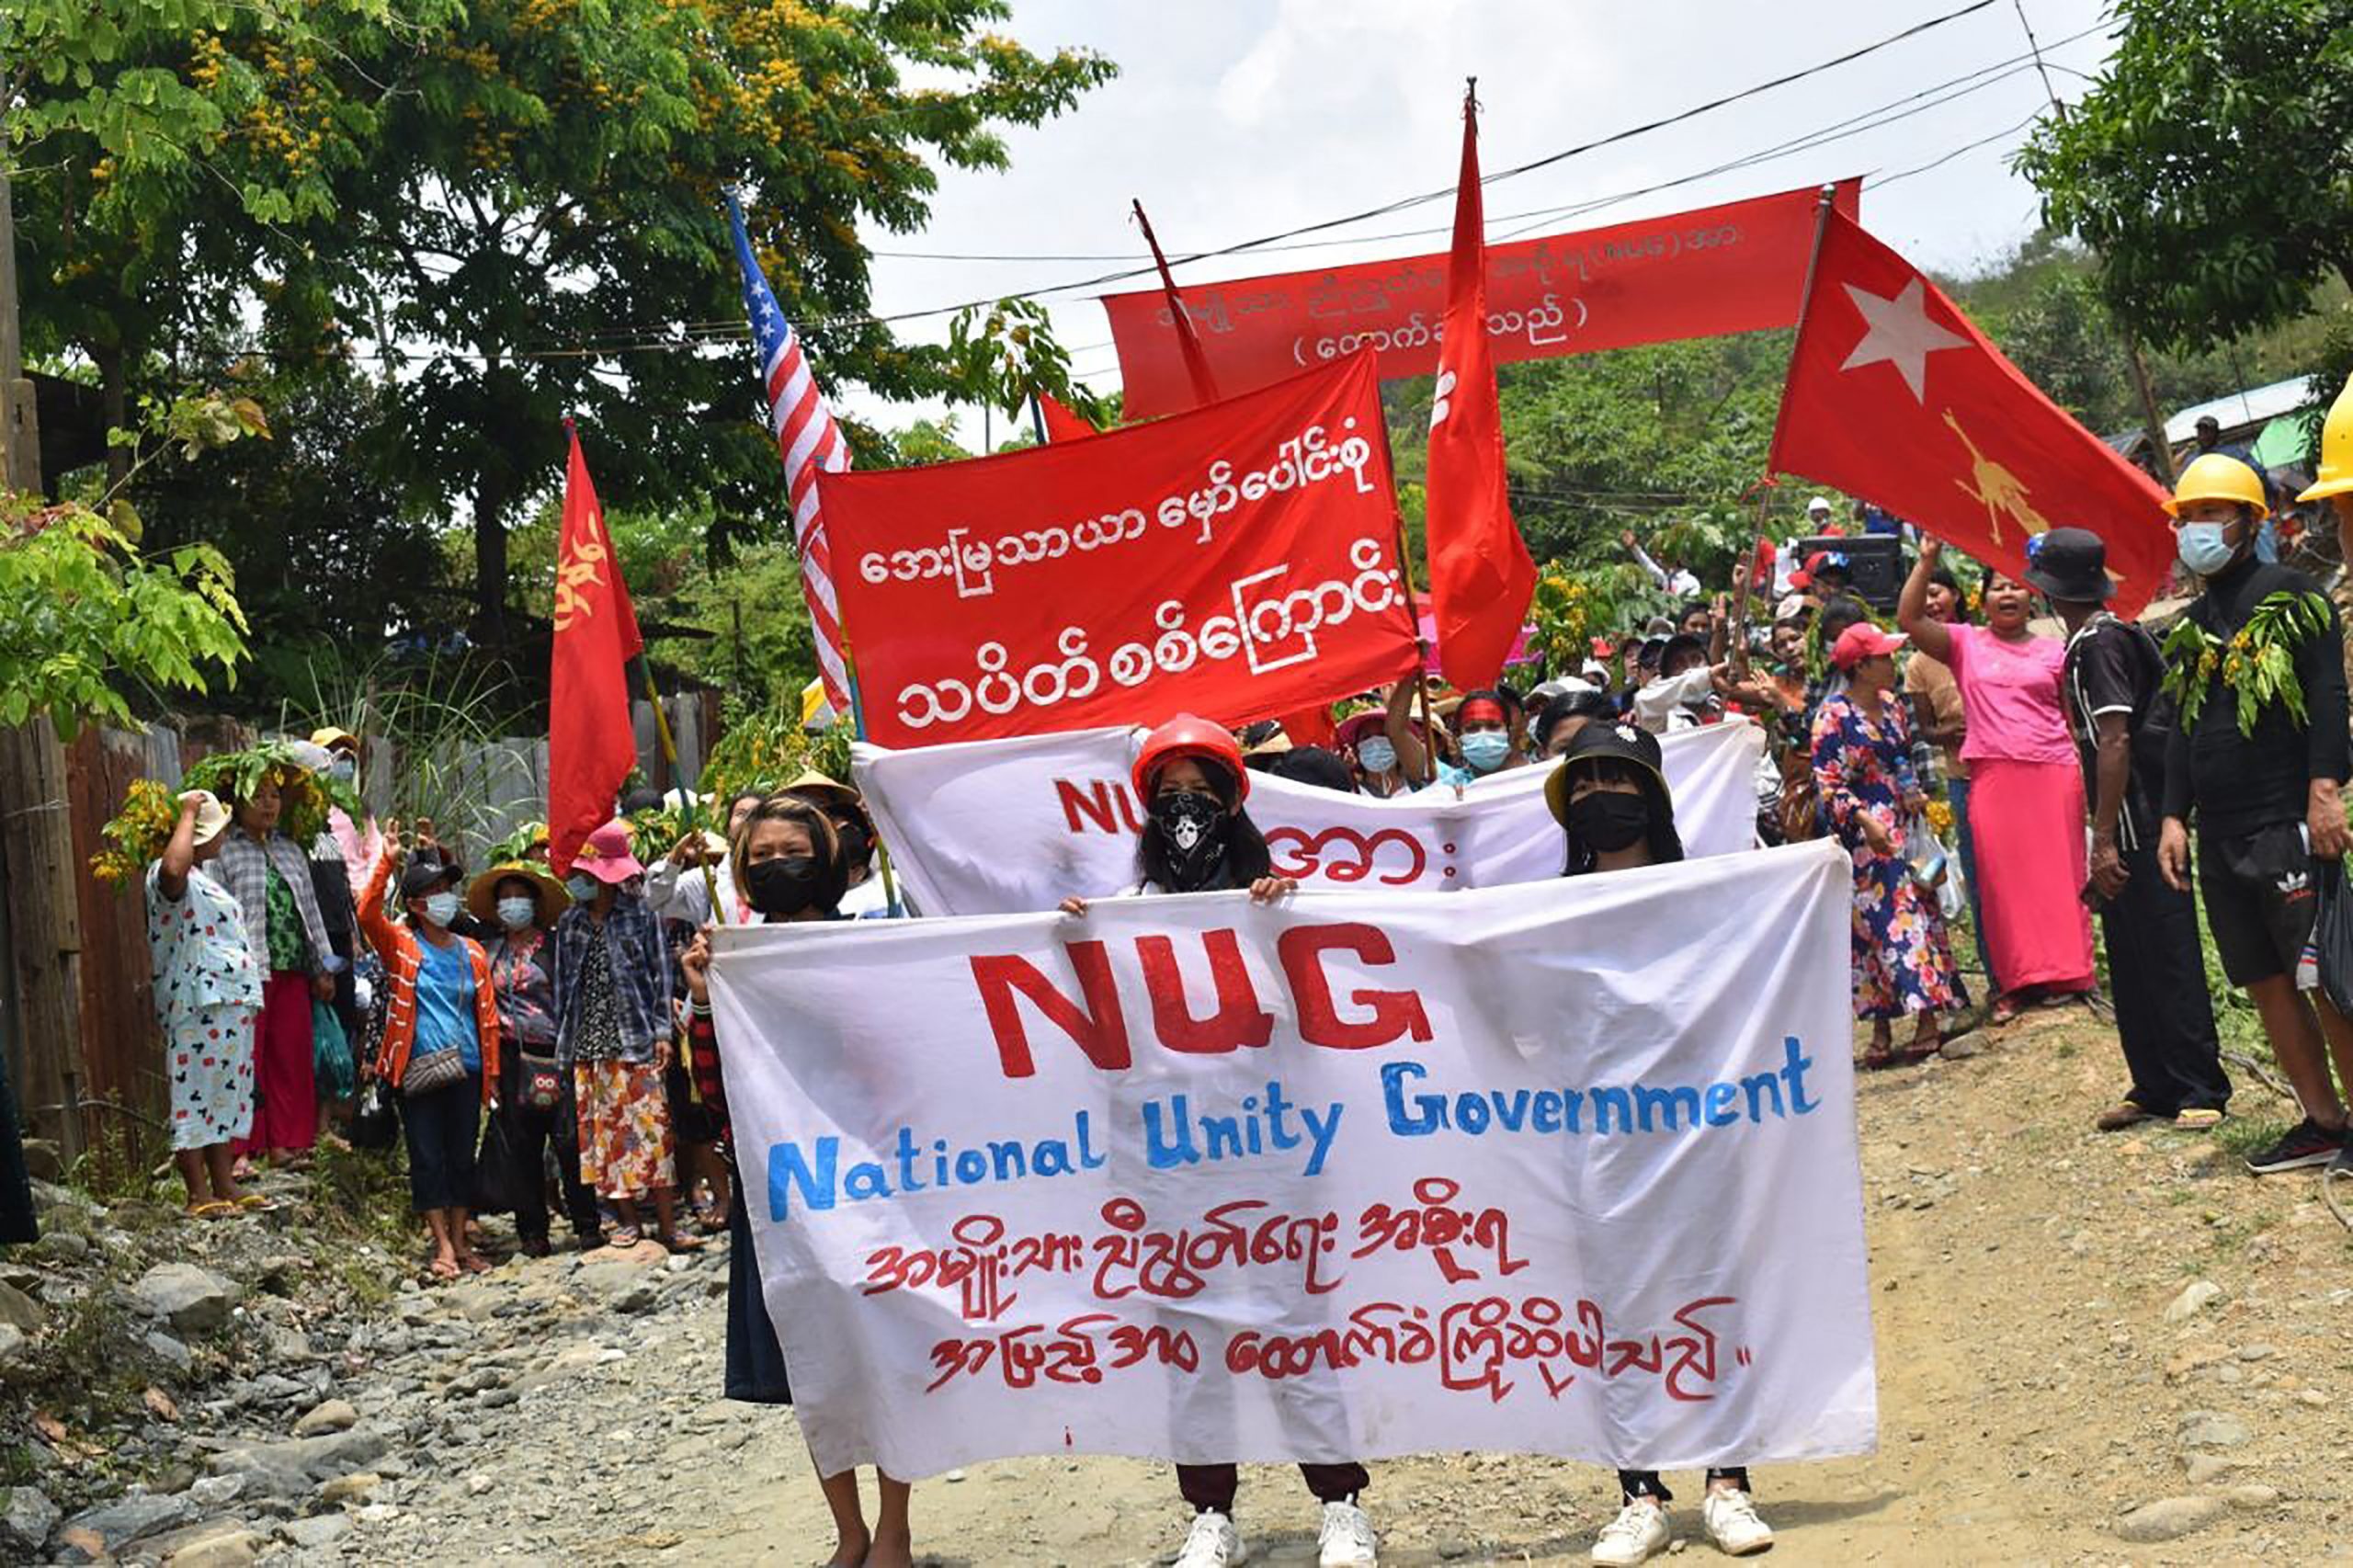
left=566, top=872, right=599, bottom=902
left=1357, top=737, right=1398, bottom=775
left=329, top=757, right=356, bottom=785
left=2177, top=521, right=2239, bottom=577
left=421, top=891, right=461, bottom=927
left=1461, top=732, right=1511, bottom=773
left=495, top=896, right=538, bottom=930
left=2255, top=517, right=2279, bottom=564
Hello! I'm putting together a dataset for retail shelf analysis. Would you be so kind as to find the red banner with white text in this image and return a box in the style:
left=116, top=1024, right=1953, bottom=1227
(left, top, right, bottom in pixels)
left=1103, top=182, right=1861, bottom=420
left=822, top=353, right=1421, bottom=748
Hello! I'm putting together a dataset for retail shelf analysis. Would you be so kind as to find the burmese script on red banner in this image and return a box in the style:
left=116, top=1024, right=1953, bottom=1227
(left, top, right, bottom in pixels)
left=817, top=353, right=1421, bottom=749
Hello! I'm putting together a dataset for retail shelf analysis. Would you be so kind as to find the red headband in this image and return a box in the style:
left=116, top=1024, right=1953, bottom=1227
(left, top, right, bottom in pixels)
left=1458, top=698, right=1506, bottom=726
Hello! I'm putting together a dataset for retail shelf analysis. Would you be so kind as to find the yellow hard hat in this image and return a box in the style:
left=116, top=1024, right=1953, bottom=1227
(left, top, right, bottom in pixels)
left=2299, top=373, right=2353, bottom=503
left=2164, top=452, right=2269, bottom=520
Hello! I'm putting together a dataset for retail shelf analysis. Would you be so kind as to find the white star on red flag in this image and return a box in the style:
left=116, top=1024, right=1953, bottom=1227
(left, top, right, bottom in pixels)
left=1837, top=277, right=1969, bottom=402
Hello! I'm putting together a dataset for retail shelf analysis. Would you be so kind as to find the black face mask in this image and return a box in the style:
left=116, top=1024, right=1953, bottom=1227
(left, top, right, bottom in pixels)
left=745, top=856, right=824, bottom=916
left=1567, top=790, right=1651, bottom=854
left=832, top=816, right=873, bottom=868
left=1148, top=790, right=1230, bottom=891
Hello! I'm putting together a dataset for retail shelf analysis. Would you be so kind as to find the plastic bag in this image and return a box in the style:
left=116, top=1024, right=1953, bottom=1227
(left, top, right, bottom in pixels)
left=2313, top=858, right=2353, bottom=1018
left=1901, top=812, right=1965, bottom=921
left=311, top=999, right=357, bottom=1100
left=349, top=1075, right=400, bottom=1152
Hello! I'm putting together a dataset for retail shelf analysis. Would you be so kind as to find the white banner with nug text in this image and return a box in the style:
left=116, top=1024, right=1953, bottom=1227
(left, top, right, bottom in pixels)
left=708, top=839, right=1873, bottom=1480
left=852, top=718, right=1765, bottom=917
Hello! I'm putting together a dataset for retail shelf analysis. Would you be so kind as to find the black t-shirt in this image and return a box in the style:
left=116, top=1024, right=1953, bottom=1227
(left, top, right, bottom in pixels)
left=2161, top=556, right=2352, bottom=838
left=2062, top=613, right=2169, bottom=851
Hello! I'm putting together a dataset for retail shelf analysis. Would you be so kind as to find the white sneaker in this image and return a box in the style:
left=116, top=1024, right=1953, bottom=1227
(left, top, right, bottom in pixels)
left=1174, top=1509, right=1248, bottom=1568
left=1701, top=1488, right=1774, bottom=1556
left=1317, top=1498, right=1379, bottom=1566
left=1590, top=1498, right=1671, bottom=1565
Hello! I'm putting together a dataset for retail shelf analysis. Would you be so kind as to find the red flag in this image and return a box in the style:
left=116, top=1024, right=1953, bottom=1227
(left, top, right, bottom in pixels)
left=548, top=426, right=644, bottom=875
left=1036, top=392, right=1099, bottom=443
left=1426, top=87, right=1536, bottom=690
left=1770, top=208, right=2174, bottom=616
left=1277, top=705, right=1337, bottom=750
left=1132, top=199, right=1221, bottom=409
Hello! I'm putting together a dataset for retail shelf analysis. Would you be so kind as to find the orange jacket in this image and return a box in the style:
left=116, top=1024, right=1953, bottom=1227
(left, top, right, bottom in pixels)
left=358, top=852, right=501, bottom=1104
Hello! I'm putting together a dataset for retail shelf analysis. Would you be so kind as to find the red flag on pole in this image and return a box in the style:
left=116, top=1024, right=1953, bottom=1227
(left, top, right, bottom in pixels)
left=1036, top=391, right=1099, bottom=443
left=548, top=426, right=644, bottom=876
left=1425, top=84, right=1536, bottom=690
left=1132, top=199, right=1221, bottom=409
left=1769, top=207, right=2175, bottom=616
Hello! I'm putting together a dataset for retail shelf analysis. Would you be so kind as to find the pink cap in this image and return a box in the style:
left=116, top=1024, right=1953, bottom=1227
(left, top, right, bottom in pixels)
left=1829, top=622, right=1907, bottom=670
left=569, top=820, right=644, bottom=884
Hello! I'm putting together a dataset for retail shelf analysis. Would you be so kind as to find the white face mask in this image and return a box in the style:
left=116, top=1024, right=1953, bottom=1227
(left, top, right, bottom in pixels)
left=421, top=891, right=461, bottom=928
left=495, top=896, right=538, bottom=930
left=1356, top=737, right=1398, bottom=775
left=566, top=872, right=599, bottom=902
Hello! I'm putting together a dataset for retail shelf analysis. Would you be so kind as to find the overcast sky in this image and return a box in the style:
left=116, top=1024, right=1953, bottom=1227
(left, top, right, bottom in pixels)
left=842, top=0, right=2117, bottom=426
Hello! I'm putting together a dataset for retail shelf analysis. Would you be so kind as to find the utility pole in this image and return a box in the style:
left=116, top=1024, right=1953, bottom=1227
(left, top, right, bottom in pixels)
left=0, top=151, right=40, bottom=495
left=0, top=135, right=83, bottom=1165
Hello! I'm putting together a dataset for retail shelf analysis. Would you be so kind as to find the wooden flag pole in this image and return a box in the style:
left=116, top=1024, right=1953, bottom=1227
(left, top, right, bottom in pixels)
left=836, top=642, right=904, bottom=917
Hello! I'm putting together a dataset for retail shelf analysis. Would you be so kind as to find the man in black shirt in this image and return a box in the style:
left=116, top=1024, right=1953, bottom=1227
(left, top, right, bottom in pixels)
left=2156, top=455, right=2353, bottom=1174
left=2030, top=528, right=2231, bottom=1132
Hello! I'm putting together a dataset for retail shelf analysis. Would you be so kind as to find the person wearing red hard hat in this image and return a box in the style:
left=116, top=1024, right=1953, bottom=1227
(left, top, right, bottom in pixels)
left=1059, top=713, right=1376, bottom=1568
left=1900, top=539, right=2097, bottom=1025
left=1810, top=620, right=1971, bottom=1074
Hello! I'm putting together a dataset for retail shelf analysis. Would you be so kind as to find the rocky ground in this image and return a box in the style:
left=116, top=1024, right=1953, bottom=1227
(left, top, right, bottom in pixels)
left=5, top=999, right=2353, bottom=1565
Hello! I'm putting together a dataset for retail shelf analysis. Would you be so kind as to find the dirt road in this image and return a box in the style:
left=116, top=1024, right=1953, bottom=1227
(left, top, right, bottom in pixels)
left=334, top=1004, right=2349, bottom=1566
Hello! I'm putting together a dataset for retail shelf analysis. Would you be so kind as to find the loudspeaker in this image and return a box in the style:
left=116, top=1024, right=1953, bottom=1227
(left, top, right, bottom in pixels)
left=1794, top=533, right=1904, bottom=610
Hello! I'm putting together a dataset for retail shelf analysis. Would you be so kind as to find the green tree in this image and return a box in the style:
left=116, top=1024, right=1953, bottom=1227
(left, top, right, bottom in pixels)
left=295, top=0, right=1113, bottom=648
left=6, top=1, right=435, bottom=481
left=2016, top=0, right=2353, bottom=348
left=0, top=389, right=265, bottom=733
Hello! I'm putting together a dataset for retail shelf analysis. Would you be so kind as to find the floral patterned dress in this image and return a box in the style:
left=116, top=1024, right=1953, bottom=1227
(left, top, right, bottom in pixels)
left=144, top=862, right=265, bottom=1150
left=1810, top=692, right=1969, bottom=1020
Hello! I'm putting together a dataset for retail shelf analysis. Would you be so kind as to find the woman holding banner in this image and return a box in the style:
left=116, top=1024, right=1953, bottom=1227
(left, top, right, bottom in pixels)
left=679, top=795, right=915, bottom=1568
left=1546, top=722, right=1777, bottom=1562
left=1058, top=714, right=1380, bottom=1568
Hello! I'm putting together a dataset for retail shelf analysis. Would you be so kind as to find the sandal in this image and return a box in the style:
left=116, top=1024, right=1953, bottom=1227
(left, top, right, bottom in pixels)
left=1989, top=994, right=2023, bottom=1026
left=2174, top=1107, right=2226, bottom=1131
left=608, top=1225, right=642, bottom=1248
left=2095, top=1101, right=2159, bottom=1132
left=184, top=1200, right=235, bottom=1221
left=234, top=1192, right=276, bottom=1211
left=1858, top=1040, right=1900, bottom=1072
left=427, top=1256, right=460, bottom=1281
left=458, top=1255, right=492, bottom=1275
left=661, top=1232, right=708, bottom=1254
left=1898, top=1034, right=1942, bottom=1063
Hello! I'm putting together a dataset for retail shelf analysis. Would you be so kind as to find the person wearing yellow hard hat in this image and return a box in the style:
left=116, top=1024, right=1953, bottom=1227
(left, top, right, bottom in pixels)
left=2299, top=372, right=2353, bottom=688
left=2156, top=449, right=2353, bottom=1176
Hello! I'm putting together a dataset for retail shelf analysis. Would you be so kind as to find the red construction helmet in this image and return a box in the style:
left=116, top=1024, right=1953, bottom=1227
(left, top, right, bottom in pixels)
left=1132, top=715, right=1248, bottom=803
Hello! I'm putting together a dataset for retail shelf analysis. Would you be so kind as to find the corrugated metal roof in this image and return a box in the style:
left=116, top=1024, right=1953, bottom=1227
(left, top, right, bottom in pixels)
left=2165, top=376, right=2317, bottom=443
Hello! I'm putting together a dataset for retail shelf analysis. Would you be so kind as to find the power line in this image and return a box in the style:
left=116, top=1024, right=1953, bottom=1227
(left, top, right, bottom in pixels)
left=812, top=0, right=2007, bottom=330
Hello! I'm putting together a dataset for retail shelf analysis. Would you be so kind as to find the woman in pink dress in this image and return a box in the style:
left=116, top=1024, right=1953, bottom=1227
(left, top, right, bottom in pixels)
left=1900, top=539, right=2097, bottom=1021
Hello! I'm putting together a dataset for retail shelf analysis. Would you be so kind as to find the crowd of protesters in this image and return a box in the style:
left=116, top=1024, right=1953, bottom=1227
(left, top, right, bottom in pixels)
left=119, top=401, right=2353, bottom=1565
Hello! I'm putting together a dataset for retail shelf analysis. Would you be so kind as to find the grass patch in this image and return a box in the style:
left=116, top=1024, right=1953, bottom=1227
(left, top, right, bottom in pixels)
left=2216, top=1116, right=2289, bottom=1160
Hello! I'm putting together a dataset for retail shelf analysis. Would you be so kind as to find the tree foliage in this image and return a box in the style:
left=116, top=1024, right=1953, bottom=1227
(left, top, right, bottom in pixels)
left=14, top=0, right=1115, bottom=654
left=2016, top=0, right=2353, bottom=348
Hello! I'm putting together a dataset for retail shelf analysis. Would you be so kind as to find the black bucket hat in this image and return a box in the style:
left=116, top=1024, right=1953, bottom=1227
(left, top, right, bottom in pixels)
left=2023, top=527, right=2113, bottom=603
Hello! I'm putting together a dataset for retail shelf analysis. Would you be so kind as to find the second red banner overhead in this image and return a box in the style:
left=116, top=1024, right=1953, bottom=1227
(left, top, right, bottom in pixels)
left=820, top=351, right=1422, bottom=749
left=1102, top=180, right=1861, bottom=419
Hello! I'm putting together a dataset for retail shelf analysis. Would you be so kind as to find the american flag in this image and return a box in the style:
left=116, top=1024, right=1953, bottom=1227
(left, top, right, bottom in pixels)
left=727, top=195, right=852, bottom=718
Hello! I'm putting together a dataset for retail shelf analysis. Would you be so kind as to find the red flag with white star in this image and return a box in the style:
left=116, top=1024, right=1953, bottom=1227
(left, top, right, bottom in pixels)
left=1769, top=208, right=2174, bottom=615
